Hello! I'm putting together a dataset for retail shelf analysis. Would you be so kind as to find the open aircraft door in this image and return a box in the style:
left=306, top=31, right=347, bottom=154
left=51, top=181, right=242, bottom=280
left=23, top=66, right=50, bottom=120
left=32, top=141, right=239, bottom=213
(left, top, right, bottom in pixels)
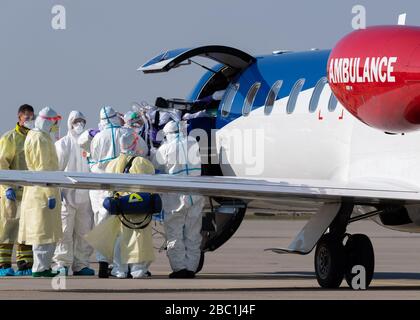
left=138, top=45, right=255, bottom=74
left=139, top=46, right=255, bottom=272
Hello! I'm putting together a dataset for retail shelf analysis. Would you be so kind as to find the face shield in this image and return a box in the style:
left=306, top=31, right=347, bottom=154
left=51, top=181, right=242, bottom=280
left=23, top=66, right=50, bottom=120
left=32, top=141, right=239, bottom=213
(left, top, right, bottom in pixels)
left=35, top=107, right=62, bottom=137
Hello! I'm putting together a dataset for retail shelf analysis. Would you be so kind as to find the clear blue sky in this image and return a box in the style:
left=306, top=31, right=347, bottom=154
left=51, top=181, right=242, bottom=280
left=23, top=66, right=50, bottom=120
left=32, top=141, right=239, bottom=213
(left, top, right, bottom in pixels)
left=0, top=0, right=418, bottom=133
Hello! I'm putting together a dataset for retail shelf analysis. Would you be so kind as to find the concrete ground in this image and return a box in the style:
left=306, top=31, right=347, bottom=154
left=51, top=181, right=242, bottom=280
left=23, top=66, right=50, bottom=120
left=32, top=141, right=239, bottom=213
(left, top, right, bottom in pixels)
left=0, top=219, right=420, bottom=300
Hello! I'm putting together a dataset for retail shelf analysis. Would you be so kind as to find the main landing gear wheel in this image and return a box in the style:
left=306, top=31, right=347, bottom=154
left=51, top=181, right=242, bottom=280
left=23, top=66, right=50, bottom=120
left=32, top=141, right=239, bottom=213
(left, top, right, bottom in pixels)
left=314, top=234, right=345, bottom=288
left=344, top=234, right=375, bottom=289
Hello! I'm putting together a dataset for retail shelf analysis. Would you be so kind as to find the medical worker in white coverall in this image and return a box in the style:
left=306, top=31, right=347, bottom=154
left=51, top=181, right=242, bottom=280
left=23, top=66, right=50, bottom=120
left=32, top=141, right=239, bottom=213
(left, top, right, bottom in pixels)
left=89, top=106, right=147, bottom=278
left=53, top=111, right=94, bottom=276
left=152, top=120, right=205, bottom=279
left=89, top=106, right=127, bottom=277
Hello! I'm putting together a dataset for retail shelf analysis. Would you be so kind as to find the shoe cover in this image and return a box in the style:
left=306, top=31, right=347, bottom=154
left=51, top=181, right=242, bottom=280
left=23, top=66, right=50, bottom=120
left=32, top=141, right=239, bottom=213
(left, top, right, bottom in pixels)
left=0, top=267, right=15, bottom=277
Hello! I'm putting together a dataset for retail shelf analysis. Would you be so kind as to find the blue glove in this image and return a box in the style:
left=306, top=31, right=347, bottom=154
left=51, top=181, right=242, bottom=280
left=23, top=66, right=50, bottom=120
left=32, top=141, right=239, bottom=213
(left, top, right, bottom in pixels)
left=89, top=129, right=100, bottom=138
left=5, top=188, right=16, bottom=201
left=48, top=197, right=56, bottom=210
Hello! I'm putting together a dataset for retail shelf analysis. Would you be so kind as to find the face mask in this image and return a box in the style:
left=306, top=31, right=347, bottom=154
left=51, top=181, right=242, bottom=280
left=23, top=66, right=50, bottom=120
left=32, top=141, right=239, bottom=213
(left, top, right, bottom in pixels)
left=23, top=120, right=34, bottom=129
left=73, top=123, right=85, bottom=135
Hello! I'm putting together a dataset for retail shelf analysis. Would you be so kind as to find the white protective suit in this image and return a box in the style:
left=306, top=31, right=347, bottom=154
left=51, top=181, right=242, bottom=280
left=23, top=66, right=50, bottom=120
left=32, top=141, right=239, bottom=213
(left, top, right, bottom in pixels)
left=89, top=106, right=125, bottom=263
left=87, top=131, right=155, bottom=278
left=53, top=111, right=94, bottom=272
left=77, top=130, right=93, bottom=157
left=152, top=121, right=205, bottom=273
left=20, top=107, right=63, bottom=273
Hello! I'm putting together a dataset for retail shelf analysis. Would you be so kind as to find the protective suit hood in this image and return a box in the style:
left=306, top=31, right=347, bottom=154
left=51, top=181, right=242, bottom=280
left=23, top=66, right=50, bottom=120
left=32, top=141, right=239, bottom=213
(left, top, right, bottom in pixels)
left=99, top=106, right=121, bottom=129
left=67, top=110, right=86, bottom=136
left=163, top=121, right=188, bottom=143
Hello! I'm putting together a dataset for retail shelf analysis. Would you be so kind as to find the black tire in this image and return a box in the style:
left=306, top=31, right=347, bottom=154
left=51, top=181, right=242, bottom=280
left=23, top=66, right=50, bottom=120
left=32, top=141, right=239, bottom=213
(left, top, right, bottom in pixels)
left=344, top=234, right=374, bottom=289
left=195, top=251, right=205, bottom=274
left=314, top=234, right=345, bottom=288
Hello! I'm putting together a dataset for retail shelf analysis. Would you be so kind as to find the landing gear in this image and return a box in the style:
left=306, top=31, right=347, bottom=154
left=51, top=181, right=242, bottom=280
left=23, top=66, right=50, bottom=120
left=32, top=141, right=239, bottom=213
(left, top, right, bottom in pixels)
left=314, top=203, right=375, bottom=289
left=314, top=233, right=375, bottom=289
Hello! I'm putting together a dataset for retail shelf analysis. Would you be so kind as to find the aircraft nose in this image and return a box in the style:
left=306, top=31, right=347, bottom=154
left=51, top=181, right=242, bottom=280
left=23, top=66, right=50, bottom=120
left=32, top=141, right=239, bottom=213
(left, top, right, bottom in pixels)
left=327, top=25, right=420, bottom=133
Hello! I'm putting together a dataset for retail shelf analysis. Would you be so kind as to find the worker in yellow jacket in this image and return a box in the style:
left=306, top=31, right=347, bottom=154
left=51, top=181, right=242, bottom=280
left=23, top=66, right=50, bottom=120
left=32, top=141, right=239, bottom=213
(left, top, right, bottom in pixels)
left=86, top=130, right=155, bottom=278
left=0, top=104, right=35, bottom=276
left=20, top=107, right=63, bottom=277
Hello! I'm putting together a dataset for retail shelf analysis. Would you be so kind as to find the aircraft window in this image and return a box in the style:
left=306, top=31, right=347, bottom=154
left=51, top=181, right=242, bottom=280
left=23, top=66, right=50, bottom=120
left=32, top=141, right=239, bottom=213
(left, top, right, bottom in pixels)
left=309, top=77, right=328, bottom=113
left=264, top=80, right=283, bottom=115
left=286, top=78, right=305, bottom=114
left=242, top=82, right=261, bottom=116
left=328, top=92, right=338, bottom=112
left=221, top=83, right=240, bottom=117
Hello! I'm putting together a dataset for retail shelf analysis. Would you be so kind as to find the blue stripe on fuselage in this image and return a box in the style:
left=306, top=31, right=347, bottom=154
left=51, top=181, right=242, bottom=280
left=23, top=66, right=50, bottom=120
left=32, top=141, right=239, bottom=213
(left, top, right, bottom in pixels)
left=215, top=50, right=331, bottom=129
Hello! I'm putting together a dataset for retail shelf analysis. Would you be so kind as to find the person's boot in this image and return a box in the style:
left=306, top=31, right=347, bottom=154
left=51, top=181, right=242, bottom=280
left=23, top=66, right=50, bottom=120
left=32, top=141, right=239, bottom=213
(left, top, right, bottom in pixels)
left=185, top=270, right=196, bottom=278
left=98, top=262, right=109, bottom=278
left=169, top=269, right=189, bottom=279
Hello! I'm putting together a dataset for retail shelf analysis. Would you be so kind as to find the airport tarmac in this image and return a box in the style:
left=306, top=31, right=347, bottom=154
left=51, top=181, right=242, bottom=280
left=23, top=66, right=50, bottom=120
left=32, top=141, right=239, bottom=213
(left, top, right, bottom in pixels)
left=0, top=219, right=420, bottom=300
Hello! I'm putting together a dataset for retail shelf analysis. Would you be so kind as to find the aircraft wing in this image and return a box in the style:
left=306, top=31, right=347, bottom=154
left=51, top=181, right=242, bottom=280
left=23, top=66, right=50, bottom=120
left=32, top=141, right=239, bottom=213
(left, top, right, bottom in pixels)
left=0, top=170, right=420, bottom=205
